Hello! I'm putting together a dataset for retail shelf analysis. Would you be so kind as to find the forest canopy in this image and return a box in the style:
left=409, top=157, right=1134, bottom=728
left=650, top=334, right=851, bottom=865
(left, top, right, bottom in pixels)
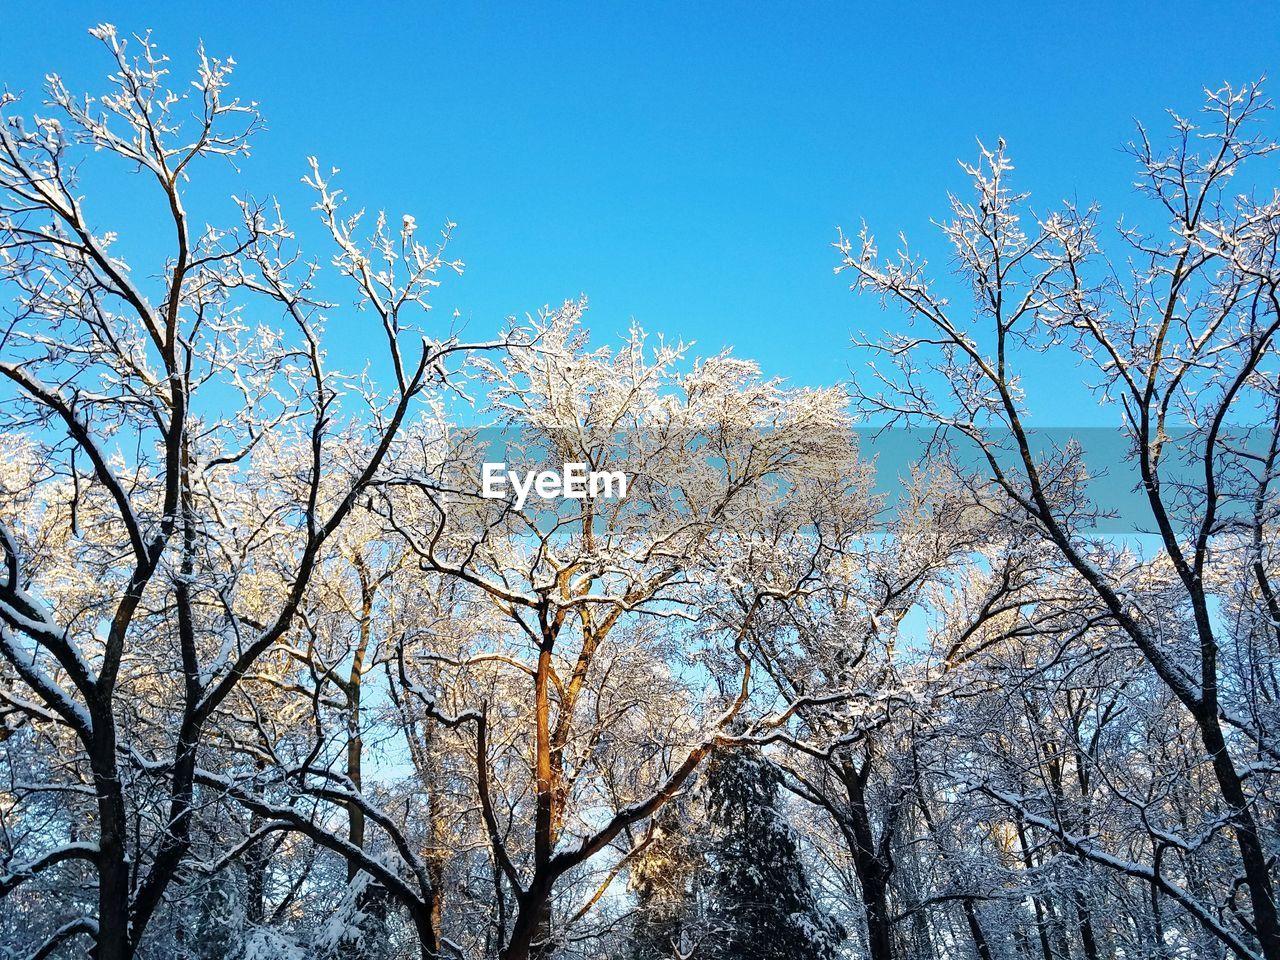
left=1, top=23, right=1278, bottom=960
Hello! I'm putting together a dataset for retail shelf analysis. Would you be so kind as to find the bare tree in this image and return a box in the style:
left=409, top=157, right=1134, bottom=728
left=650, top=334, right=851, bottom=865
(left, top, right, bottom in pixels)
left=4, top=24, right=1279, bottom=960
left=0, top=26, right=492, bottom=959
left=837, top=80, right=1280, bottom=960
left=379, top=306, right=858, bottom=960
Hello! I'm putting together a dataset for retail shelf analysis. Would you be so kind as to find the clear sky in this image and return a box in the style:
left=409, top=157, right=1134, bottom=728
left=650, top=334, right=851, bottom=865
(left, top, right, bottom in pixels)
left=2, top=1, right=1278, bottom=419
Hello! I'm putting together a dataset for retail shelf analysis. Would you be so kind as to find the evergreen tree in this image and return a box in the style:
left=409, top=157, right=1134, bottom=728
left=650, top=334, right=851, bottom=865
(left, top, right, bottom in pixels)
left=700, top=746, right=844, bottom=960
left=191, top=870, right=245, bottom=960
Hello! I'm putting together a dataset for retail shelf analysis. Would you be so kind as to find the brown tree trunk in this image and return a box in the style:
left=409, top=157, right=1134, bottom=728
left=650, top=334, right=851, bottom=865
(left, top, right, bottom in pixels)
left=412, top=896, right=442, bottom=960
left=347, top=576, right=373, bottom=881
left=346, top=727, right=365, bottom=882
left=507, top=628, right=558, bottom=960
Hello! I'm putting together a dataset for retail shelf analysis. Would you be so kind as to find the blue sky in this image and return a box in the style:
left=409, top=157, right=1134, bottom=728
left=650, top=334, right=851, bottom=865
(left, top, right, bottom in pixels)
left=3, top=1, right=1278, bottom=422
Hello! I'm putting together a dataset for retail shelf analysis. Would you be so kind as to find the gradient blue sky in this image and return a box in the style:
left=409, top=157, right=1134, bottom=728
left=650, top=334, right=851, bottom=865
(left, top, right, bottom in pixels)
left=3, top=2, right=1278, bottom=421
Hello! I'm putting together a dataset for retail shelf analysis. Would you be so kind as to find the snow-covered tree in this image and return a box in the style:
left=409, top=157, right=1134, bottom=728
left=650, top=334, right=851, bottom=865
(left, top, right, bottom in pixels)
left=2, top=22, right=1278, bottom=960
left=700, top=745, right=843, bottom=960
left=372, top=304, right=859, bottom=960
left=0, top=25, right=493, bottom=959
left=837, top=79, right=1280, bottom=960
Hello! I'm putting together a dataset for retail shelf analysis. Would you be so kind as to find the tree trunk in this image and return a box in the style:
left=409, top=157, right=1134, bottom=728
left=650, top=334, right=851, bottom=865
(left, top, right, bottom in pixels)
left=841, top=760, right=896, bottom=960
left=503, top=630, right=558, bottom=960
left=1200, top=710, right=1280, bottom=960
left=413, top=897, right=442, bottom=960
left=501, top=882, right=553, bottom=960
left=91, top=713, right=131, bottom=960
left=1013, top=821, right=1055, bottom=960
left=346, top=726, right=365, bottom=882
left=860, top=869, right=895, bottom=960
left=244, top=763, right=269, bottom=927
left=963, top=898, right=993, bottom=960
left=1073, top=891, right=1099, bottom=960
left=347, top=579, right=373, bottom=881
